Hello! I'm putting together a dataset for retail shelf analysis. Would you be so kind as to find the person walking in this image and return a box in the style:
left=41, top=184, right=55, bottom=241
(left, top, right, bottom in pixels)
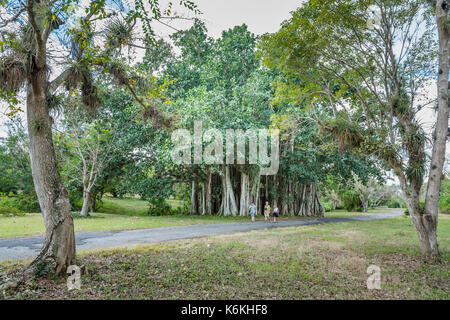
left=273, top=205, right=279, bottom=223
left=249, top=202, right=257, bottom=222
left=264, top=201, right=271, bottom=222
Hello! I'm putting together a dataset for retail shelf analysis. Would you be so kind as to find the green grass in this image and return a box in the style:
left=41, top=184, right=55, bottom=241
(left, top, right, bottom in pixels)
left=324, top=208, right=390, bottom=219
left=0, top=197, right=390, bottom=239
left=0, top=212, right=258, bottom=238
left=2, top=214, right=448, bottom=300
left=96, top=197, right=151, bottom=216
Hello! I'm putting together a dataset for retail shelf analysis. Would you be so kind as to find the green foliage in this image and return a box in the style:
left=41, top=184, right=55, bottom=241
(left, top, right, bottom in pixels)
left=342, top=190, right=362, bottom=212
left=0, top=192, right=37, bottom=215
left=0, top=121, right=34, bottom=195
left=322, top=202, right=332, bottom=212
left=387, top=199, right=401, bottom=208
left=147, top=198, right=174, bottom=216
left=33, top=260, right=54, bottom=278
left=0, top=205, right=25, bottom=217
left=438, top=178, right=450, bottom=214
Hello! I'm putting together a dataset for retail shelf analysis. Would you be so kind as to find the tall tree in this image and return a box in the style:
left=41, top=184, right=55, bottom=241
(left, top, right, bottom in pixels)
left=258, top=0, right=447, bottom=257
left=0, top=0, right=198, bottom=282
left=424, top=0, right=450, bottom=251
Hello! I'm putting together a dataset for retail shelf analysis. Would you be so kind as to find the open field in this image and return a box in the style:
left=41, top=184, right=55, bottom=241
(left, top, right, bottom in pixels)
left=1, top=214, right=448, bottom=300
left=0, top=198, right=389, bottom=239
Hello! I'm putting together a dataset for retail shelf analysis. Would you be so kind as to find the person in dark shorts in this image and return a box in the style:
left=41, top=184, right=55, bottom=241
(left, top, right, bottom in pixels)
left=273, top=205, right=279, bottom=223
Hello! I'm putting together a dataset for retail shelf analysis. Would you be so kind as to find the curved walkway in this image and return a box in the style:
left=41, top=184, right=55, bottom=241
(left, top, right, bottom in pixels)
left=0, top=209, right=403, bottom=261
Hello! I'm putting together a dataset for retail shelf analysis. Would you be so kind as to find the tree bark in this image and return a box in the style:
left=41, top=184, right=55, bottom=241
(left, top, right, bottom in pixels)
left=420, top=0, right=450, bottom=258
left=80, top=190, right=90, bottom=217
left=404, top=190, right=436, bottom=255
left=239, top=171, right=249, bottom=216
left=27, top=75, right=75, bottom=274
left=205, top=170, right=212, bottom=215
left=189, top=178, right=198, bottom=215
left=360, top=194, right=369, bottom=213
left=225, top=166, right=238, bottom=216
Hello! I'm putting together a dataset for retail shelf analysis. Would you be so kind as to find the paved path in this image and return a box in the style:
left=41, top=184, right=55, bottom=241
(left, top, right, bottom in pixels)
left=0, top=209, right=403, bottom=261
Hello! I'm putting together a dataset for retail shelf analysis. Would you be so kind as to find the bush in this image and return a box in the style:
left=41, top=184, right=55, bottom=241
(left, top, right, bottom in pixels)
left=14, top=191, right=40, bottom=212
left=0, top=191, right=39, bottom=213
left=147, top=198, right=174, bottom=216
left=387, top=200, right=401, bottom=208
left=342, top=190, right=362, bottom=212
left=322, top=202, right=332, bottom=212
left=0, top=193, right=26, bottom=216
left=0, top=206, right=25, bottom=217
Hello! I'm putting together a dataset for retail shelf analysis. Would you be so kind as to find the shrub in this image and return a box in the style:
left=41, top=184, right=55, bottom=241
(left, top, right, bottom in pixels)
left=14, top=191, right=40, bottom=212
left=387, top=200, right=401, bottom=208
left=342, top=190, right=362, bottom=212
left=0, top=206, right=25, bottom=216
left=0, top=191, right=39, bottom=213
left=147, top=198, right=173, bottom=216
left=0, top=193, right=27, bottom=216
left=322, top=202, right=332, bottom=212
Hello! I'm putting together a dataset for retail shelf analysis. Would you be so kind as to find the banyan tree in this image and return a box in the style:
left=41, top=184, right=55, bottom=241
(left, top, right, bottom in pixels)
left=184, top=125, right=325, bottom=218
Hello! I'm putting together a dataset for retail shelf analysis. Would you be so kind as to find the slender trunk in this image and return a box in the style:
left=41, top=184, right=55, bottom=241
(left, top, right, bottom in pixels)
left=360, top=194, right=368, bottom=213
left=80, top=189, right=90, bottom=217
left=189, top=178, right=198, bottom=215
left=27, top=76, right=75, bottom=274
left=205, top=171, right=212, bottom=215
left=239, top=172, right=249, bottom=216
left=225, top=166, right=238, bottom=216
left=420, top=0, right=449, bottom=258
left=201, top=182, right=206, bottom=215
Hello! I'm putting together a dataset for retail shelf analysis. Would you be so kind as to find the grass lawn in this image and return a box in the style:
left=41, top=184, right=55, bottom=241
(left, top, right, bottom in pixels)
left=0, top=197, right=389, bottom=239
left=324, top=208, right=392, bottom=219
left=96, top=197, right=184, bottom=216
left=1, top=214, right=448, bottom=300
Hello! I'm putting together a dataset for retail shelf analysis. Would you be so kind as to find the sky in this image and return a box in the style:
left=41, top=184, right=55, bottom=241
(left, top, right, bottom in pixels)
left=164, top=0, right=303, bottom=39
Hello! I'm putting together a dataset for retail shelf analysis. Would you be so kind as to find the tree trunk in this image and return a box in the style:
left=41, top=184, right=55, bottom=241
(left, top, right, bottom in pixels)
left=201, top=182, right=206, bottom=215
left=420, top=0, right=450, bottom=258
left=298, top=183, right=324, bottom=217
left=404, top=189, right=437, bottom=256
left=360, top=194, right=368, bottom=213
left=27, top=76, right=75, bottom=275
left=239, top=172, right=249, bottom=216
left=189, top=178, right=198, bottom=215
left=80, top=190, right=90, bottom=217
left=225, top=166, right=238, bottom=216
left=205, top=170, right=212, bottom=215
